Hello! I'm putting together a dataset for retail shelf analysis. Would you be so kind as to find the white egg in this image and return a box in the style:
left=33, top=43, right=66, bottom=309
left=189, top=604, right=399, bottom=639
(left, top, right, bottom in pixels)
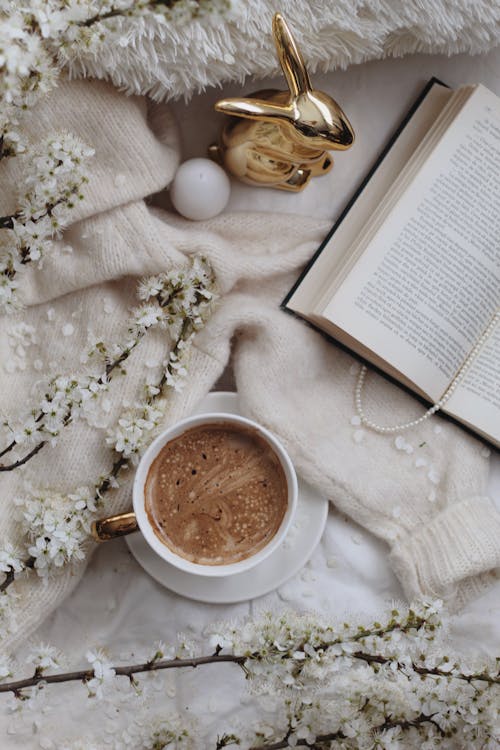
left=170, top=158, right=231, bottom=220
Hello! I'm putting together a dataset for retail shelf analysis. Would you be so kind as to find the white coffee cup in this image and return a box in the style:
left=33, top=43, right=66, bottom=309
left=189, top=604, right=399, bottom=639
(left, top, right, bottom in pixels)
left=92, top=412, right=298, bottom=577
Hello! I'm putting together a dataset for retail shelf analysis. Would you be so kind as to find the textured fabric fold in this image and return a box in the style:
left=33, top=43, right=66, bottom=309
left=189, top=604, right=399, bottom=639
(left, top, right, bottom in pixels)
left=0, top=77, right=180, bottom=223
left=390, top=497, right=500, bottom=608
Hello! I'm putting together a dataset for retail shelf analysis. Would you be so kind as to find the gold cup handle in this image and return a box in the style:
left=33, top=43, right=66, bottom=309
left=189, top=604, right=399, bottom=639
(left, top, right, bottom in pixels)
left=91, top=511, right=138, bottom=542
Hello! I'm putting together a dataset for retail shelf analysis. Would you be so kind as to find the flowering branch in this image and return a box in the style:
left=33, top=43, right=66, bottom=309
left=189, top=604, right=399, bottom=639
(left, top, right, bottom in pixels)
left=0, top=257, right=213, bottom=468
left=0, top=134, right=94, bottom=312
left=0, top=442, right=45, bottom=472
left=0, top=0, right=229, bottom=313
left=0, top=653, right=246, bottom=695
left=249, top=716, right=445, bottom=750
left=0, top=605, right=497, bottom=696
left=0, top=1, right=230, bottom=132
left=0, top=557, right=34, bottom=594
left=0, top=646, right=496, bottom=697
left=0, top=604, right=498, bottom=747
left=79, top=1, right=197, bottom=30
left=349, top=650, right=499, bottom=685
left=0, top=256, right=216, bottom=593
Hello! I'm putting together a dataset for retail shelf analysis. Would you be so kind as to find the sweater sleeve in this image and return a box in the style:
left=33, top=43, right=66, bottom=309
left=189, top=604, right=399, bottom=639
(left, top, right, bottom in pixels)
left=389, top=496, right=500, bottom=609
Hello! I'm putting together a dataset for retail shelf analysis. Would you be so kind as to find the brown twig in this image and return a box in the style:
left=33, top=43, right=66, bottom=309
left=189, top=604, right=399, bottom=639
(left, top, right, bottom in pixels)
left=0, top=639, right=496, bottom=697
left=0, top=213, right=18, bottom=230
left=0, top=653, right=246, bottom=694
left=354, top=651, right=500, bottom=685
left=80, top=0, right=192, bottom=28
left=81, top=7, right=130, bottom=27
left=0, top=440, right=16, bottom=460
left=249, top=714, right=445, bottom=749
left=0, top=411, right=45, bottom=462
left=0, top=569, right=15, bottom=594
left=0, top=557, right=35, bottom=593
left=0, top=442, right=45, bottom=471
left=0, top=340, right=140, bottom=470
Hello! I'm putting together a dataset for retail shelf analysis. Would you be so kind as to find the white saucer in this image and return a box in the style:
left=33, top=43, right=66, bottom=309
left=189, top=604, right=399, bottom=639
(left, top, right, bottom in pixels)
left=126, top=392, right=328, bottom=603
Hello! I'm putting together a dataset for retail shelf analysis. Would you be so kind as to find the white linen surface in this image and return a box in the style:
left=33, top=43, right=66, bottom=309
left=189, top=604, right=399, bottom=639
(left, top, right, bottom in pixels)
left=3, top=48, right=500, bottom=748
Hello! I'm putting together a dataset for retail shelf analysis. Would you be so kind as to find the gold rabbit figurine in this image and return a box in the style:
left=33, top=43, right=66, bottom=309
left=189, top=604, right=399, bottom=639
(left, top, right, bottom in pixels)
left=209, top=13, right=355, bottom=192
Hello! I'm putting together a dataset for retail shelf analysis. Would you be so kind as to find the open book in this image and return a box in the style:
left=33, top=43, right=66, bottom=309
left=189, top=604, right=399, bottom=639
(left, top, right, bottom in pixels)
left=284, top=79, right=500, bottom=449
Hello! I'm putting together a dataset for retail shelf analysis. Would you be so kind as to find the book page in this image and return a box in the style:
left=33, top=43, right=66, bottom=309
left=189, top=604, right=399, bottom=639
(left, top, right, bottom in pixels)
left=445, top=315, right=500, bottom=445
left=323, top=85, right=500, bottom=402
left=315, top=87, right=472, bottom=312
left=285, top=82, right=453, bottom=313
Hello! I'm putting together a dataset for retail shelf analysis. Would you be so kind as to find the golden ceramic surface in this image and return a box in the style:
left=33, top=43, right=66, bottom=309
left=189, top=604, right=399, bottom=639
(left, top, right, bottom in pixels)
left=210, top=13, right=355, bottom=191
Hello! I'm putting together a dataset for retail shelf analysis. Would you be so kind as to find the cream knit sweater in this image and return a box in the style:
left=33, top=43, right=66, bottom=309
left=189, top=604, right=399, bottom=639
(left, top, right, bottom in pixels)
left=0, top=78, right=499, bottom=654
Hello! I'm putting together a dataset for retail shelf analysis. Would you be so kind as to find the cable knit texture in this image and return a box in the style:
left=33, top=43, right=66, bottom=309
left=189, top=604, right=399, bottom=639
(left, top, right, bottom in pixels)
left=0, top=76, right=499, bottom=655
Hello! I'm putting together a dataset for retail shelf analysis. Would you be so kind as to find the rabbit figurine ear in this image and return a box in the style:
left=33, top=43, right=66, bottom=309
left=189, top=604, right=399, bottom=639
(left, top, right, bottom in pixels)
left=273, top=13, right=311, bottom=97
left=215, top=98, right=291, bottom=121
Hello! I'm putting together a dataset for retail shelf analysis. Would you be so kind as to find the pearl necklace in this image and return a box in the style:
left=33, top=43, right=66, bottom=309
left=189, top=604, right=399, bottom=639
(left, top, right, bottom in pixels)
left=355, top=310, right=500, bottom=434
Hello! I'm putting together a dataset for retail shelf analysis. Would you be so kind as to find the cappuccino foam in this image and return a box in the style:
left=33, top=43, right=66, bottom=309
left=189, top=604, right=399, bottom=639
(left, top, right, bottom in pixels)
left=144, top=423, right=288, bottom=565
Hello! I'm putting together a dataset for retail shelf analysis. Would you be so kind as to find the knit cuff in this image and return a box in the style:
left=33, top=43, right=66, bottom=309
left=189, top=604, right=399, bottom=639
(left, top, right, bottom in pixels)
left=389, top=496, right=500, bottom=609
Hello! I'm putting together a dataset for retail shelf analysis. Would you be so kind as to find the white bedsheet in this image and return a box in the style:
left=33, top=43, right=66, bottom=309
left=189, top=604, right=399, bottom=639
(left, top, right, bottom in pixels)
left=3, top=47, right=499, bottom=749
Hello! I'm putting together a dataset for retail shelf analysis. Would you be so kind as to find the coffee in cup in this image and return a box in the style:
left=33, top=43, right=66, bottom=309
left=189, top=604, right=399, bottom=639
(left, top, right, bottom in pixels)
left=144, top=422, right=288, bottom=565
left=92, top=411, right=298, bottom=578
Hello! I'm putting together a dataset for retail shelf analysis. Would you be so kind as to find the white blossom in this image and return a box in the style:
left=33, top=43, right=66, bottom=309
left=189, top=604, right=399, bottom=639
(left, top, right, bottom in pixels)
left=19, top=486, right=99, bottom=576
left=137, top=274, right=165, bottom=300
left=11, top=414, right=39, bottom=445
left=0, top=256, right=215, bottom=470
left=0, top=10, right=56, bottom=110
left=114, top=713, right=192, bottom=749
left=131, top=303, right=167, bottom=336
left=207, top=631, right=234, bottom=652
left=0, top=603, right=496, bottom=747
left=26, top=643, right=61, bottom=672
left=85, top=648, right=116, bottom=700
left=0, top=249, right=20, bottom=312
left=0, top=120, right=26, bottom=158
left=0, top=133, right=94, bottom=313
left=0, top=542, right=24, bottom=574
left=106, top=403, right=163, bottom=461
left=148, top=640, right=175, bottom=663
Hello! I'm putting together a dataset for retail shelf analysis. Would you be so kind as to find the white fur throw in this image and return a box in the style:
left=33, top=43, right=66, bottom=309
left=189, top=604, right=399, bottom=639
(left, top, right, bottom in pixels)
left=66, top=0, right=500, bottom=100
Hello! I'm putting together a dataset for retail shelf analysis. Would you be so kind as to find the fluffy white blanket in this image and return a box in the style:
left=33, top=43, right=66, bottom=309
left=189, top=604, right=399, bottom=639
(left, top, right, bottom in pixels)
left=66, top=0, right=500, bottom=100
